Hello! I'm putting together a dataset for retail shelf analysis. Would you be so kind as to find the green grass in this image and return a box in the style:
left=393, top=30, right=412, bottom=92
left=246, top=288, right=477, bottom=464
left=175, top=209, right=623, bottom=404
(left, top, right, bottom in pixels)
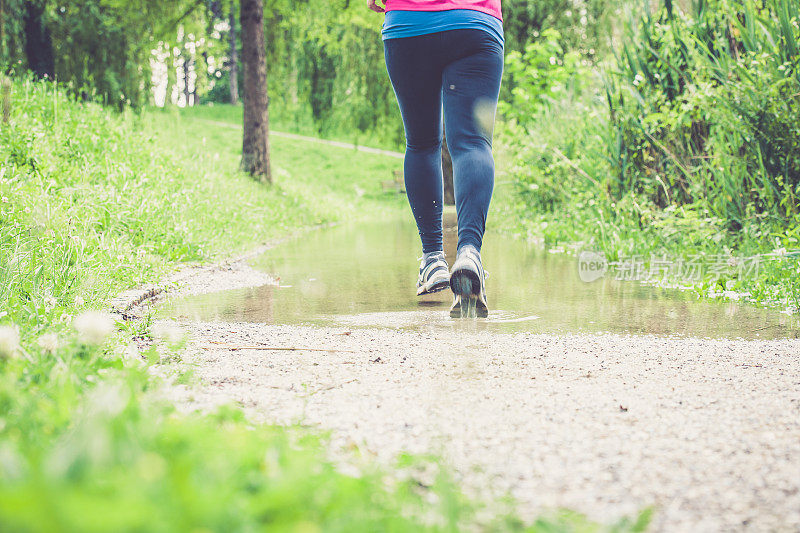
left=1, top=79, right=405, bottom=324
left=146, top=105, right=406, bottom=227
left=175, top=103, right=405, bottom=153
left=0, top=77, right=651, bottom=532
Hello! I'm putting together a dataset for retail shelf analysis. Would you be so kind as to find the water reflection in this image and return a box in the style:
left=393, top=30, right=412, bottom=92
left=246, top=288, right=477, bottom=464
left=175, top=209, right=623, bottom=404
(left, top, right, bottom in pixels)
left=160, top=213, right=800, bottom=339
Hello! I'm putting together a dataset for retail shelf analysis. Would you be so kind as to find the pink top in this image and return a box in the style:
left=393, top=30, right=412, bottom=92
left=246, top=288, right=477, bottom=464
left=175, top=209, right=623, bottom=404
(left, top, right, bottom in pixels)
left=384, top=0, right=502, bottom=21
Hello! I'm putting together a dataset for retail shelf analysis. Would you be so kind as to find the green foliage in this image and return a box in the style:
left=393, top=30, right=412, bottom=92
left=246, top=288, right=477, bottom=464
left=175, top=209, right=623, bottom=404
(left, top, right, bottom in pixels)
left=4, top=0, right=624, bottom=148
left=2, top=0, right=207, bottom=108
left=0, top=0, right=27, bottom=68
left=265, top=1, right=402, bottom=145
left=0, top=321, right=471, bottom=532
left=500, top=29, right=586, bottom=130
left=498, top=0, right=800, bottom=307
left=502, top=0, right=618, bottom=58
left=606, top=0, right=800, bottom=220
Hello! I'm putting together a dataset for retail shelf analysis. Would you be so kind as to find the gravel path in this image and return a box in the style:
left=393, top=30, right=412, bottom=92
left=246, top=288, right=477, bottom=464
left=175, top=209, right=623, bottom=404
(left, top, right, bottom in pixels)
left=138, top=117, right=799, bottom=531
left=158, top=318, right=800, bottom=532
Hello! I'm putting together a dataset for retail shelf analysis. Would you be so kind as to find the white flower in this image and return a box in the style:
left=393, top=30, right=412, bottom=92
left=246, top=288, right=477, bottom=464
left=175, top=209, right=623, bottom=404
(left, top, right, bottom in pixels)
left=122, top=343, right=140, bottom=361
left=73, top=311, right=116, bottom=345
left=87, top=382, right=129, bottom=417
left=0, top=325, right=20, bottom=359
left=37, top=332, right=59, bottom=354
left=151, top=321, right=185, bottom=344
left=44, top=293, right=57, bottom=312
left=74, top=295, right=85, bottom=307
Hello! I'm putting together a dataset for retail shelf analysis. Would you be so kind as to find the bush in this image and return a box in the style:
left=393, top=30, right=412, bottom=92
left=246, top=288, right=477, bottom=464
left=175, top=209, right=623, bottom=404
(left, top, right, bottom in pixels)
left=606, top=0, right=800, bottom=226
left=504, top=0, right=800, bottom=230
left=497, top=0, right=800, bottom=305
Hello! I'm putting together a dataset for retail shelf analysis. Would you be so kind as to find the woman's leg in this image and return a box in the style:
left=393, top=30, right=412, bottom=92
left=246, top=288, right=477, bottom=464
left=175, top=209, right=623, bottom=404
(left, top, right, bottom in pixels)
left=384, top=35, right=445, bottom=254
left=441, top=31, right=504, bottom=253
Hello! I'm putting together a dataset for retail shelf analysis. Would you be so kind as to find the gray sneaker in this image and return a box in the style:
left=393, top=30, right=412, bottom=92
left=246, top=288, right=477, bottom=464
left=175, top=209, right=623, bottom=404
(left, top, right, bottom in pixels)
left=449, top=245, right=488, bottom=318
left=416, top=252, right=450, bottom=296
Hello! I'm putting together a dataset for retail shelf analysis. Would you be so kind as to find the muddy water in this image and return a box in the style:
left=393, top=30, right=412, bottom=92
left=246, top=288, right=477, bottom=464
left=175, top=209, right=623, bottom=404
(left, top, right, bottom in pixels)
left=160, top=213, right=800, bottom=339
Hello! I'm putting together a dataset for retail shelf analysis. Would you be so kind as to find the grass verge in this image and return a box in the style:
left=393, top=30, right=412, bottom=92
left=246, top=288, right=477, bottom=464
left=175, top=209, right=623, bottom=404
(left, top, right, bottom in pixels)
left=172, top=103, right=405, bottom=153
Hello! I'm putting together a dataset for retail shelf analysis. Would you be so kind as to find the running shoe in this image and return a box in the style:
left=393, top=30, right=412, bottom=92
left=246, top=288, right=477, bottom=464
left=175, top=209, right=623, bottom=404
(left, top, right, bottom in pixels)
left=416, top=252, right=450, bottom=296
left=449, top=245, right=489, bottom=318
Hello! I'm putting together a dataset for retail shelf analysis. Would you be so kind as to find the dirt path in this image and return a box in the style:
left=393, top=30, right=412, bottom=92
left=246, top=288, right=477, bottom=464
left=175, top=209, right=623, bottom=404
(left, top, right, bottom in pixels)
left=139, top=259, right=800, bottom=533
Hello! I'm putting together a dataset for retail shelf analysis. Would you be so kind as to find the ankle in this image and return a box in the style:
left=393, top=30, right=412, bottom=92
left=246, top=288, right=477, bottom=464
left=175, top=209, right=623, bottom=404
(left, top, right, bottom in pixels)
left=457, top=244, right=480, bottom=258
left=423, top=250, right=445, bottom=263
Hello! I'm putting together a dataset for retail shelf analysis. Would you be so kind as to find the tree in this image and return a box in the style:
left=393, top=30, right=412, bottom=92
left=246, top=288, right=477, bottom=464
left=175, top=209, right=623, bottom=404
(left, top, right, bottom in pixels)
left=228, top=0, right=238, bottom=105
left=23, top=0, right=53, bottom=78
left=239, top=0, right=270, bottom=181
left=0, top=0, right=6, bottom=63
left=182, top=34, right=192, bottom=107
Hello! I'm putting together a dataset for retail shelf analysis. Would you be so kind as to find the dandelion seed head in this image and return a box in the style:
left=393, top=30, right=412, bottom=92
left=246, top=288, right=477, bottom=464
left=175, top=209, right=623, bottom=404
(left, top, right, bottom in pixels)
left=44, top=293, right=57, bottom=312
left=0, top=325, right=20, bottom=359
left=152, top=321, right=185, bottom=344
left=123, top=343, right=140, bottom=361
left=88, top=382, right=129, bottom=417
left=73, top=311, right=116, bottom=345
left=37, top=332, right=59, bottom=354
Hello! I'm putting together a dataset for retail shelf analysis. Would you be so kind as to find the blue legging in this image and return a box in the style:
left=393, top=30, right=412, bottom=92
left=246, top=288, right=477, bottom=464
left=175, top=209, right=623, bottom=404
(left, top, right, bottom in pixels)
left=384, top=29, right=504, bottom=254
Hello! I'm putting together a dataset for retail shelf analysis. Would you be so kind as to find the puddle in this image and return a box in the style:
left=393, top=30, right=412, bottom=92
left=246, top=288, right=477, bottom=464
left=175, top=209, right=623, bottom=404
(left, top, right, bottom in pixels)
left=160, top=213, right=800, bottom=339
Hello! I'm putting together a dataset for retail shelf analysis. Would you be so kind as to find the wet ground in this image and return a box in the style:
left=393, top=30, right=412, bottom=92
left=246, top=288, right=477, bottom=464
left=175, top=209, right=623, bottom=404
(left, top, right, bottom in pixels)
left=160, top=213, right=800, bottom=339
left=152, top=214, right=800, bottom=531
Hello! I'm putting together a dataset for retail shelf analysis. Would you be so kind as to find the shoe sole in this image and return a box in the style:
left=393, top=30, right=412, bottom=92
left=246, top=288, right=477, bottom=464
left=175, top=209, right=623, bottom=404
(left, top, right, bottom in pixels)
left=417, top=278, right=450, bottom=296
left=417, top=270, right=451, bottom=296
left=449, top=269, right=488, bottom=318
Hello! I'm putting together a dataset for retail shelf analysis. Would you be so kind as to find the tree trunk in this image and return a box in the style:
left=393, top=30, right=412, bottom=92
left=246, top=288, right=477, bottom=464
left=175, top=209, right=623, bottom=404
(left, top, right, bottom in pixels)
left=240, top=0, right=270, bottom=181
left=228, top=0, right=239, bottom=105
left=167, top=45, right=176, bottom=105
left=442, top=133, right=455, bottom=205
left=1, top=0, right=7, bottom=63
left=182, top=53, right=191, bottom=106
left=191, top=61, right=198, bottom=106
left=23, top=0, right=54, bottom=79
left=1, top=77, right=11, bottom=125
